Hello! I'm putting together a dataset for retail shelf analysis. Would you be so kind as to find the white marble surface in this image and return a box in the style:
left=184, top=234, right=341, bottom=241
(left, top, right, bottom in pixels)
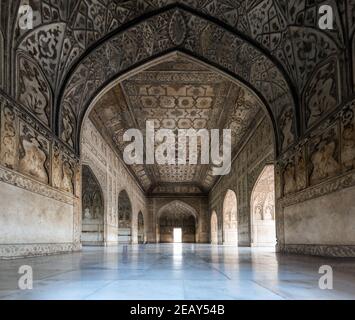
left=1, top=244, right=355, bottom=300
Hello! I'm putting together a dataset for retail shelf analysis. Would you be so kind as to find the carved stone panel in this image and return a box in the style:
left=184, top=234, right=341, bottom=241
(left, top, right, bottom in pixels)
left=16, top=54, right=52, bottom=127
left=0, top=101, right=18, bottom=169
left=304, top=60, right=340, bottom=129
left=308, top=124, right=341, bottom=185
left=341, top=100, right=355, bottom=171
left=18, top=121, right=50, bottom=184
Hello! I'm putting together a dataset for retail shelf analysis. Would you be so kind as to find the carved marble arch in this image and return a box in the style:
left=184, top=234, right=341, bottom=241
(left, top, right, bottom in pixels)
left=117, top=189, right=132, bottom=229
left=157, top=200, right=198, bottom=221
left=222, top=189, right=238, bottom=245
left=81, top=164, right=104, bottom=221
left=210, top=211, right=218, bottom=245
left=250, top=165, right=276, bottom=247
left=57, top=8, right=298, bottom=156
left=157, top=200, right=198, bottom=243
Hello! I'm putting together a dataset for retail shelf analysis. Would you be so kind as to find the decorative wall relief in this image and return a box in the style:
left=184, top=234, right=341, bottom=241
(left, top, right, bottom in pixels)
left=18, top=122, right=49, bottom=184
left=295, top=146, right=307, bottom=191
left=16, top=54, right=52, bottom=127
left=61, top=102, right=75, bottom=148
left=52, top=141, right=76, bottom=194
left=283, top=161, right=296, bottom=196
left=0, top=29, right=4, bottom=89
left=59, top=9, right=296, bottom=154
left=61, top=159, right=74, bottom=194
left=0, top=102, right=18, bottom=169
left=290, top=27, right=339, bottom=90
left=17, top=23, right=66, bottom=86
left=341, top=101, right=355, bottom=171
left=51, top=142, right=62, bottom=189
left=308, top=125, right=341, bottom=185
left=279, top=107, right=295, bottom=151
left=304, top=60, right=339, bottom=128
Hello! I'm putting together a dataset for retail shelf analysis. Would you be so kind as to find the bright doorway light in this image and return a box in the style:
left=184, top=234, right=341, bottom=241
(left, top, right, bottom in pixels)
left=173, top=228, right=182, bottom=243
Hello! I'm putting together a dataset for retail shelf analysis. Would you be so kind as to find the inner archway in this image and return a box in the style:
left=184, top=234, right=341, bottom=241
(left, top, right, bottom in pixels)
left=81, top=165, right=104, bottom=246
left=158, top=201, right=197, bottom=243
left=250, top=165, right=276, bottom=247
left=210, top=211, right=218, bottom=245
left=117, top=190, right=132, bottom=244
left=138, top=211, right=145, bottom=244
left=223, top=190, right=238, bottom=245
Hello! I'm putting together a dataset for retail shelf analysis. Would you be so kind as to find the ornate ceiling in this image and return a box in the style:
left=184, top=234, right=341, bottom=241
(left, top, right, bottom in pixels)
left=90, top=53, right=263, bottom=194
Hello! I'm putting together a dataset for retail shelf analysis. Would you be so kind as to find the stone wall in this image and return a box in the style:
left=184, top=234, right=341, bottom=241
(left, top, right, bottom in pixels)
left=81, top=119, right=147, bottom=245
left=209, top=114, right=274, bottom=246
left=277, top=98, right=355, bottom=257
left=0, top=92, right=81, bottom=259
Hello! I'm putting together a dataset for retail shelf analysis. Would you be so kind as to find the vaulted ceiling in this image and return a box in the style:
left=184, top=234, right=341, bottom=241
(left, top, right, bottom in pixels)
left=90, top=53, right=264, bottom=194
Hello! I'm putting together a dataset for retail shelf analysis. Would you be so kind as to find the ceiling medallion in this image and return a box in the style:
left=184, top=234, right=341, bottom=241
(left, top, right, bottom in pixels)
left=169, top=10, right=187, bottom=46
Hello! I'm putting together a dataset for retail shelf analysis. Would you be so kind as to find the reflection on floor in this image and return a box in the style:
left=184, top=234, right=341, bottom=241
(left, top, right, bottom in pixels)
left=1, top=244, right=355, bottom=300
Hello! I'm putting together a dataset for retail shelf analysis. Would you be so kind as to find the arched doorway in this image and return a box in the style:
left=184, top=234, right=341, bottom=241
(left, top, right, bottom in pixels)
left=223, top=190, right=238, bottom=245
left=210, top=211, right=218, bottom=245
left=250, top=165, right=276, bottom=247
left=157, top=201, right=197, bottom=243
left=138, top=211, right=144, bottom=244
left=117, top=190, right=132, bottom=244
left=81, top=165, right=104, bottom=246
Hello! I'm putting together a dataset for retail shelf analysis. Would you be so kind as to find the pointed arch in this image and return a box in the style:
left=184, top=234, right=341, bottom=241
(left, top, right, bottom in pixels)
left=117, top=189, right=132, bottom=243
left=157, top=200, right=197, bottom=243
left=250, top=165, right=276, bottom=247
left=222, top=189, right=238, bottom=245
left=81, top=164, right=104, bottom=245
left=57, top=8, right=298, bottom=156
left=210, top=211, right=218, bottom=245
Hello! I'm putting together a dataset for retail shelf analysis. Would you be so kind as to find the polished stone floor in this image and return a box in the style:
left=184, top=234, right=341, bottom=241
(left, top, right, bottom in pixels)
left=1, top=244, right=355, bottom=300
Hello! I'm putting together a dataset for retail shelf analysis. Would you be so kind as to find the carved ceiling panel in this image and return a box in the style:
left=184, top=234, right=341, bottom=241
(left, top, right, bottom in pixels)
left=90, top=54, right=263, bottom=193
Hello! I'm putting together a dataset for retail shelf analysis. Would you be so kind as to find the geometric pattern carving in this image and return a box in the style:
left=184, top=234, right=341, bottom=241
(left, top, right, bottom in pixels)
left=90, top=53, right=264, bottom=192
left=59, top=9, right=296, bottom=154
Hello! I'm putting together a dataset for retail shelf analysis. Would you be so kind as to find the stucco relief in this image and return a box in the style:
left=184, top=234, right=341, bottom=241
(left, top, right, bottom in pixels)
left=52, top=142, right=76, bottom=194
left=18, top=122, right=49, bottom=184
left=61, top=102, right=76, bottom=148
left=0, top=29, right=4, bottom=89
left=11, top=1, right=344, bottom=94
left=308, top=124, right=341, bottom=185
left=16, top=54, right=51, bottom=127
left=294, top=146, right=307, bottom=191
left=304, top=59, right=339, bottom=129
left=17, top=23, right=66, bottom=86
left=279, top=107, right=295, bottom=151
left=341, top=101, right=355, bottom=170
left=0, top=101, right=18, bottom=169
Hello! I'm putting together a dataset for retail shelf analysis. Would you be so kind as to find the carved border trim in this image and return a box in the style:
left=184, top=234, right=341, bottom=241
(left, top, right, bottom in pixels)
left=0, top=243, right=81, bottom=259
left=279, top=169, right=355, bottom=207
left=279, top=244, right=355, bottom=258
left=0, top=164, right=75, bottom=205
